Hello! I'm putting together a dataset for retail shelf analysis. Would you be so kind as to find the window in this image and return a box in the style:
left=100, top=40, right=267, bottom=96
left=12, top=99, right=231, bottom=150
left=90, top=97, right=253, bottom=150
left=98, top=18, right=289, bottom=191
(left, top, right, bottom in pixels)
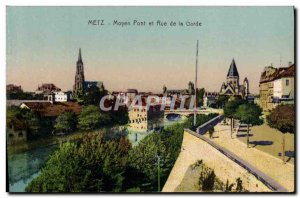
left=286, top=79, right=289, bottom=86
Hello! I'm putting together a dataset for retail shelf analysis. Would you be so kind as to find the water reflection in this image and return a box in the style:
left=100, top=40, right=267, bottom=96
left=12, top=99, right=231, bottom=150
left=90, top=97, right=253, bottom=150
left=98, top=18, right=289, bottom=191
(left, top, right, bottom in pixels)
left=8, top=144, right=57, bottom=192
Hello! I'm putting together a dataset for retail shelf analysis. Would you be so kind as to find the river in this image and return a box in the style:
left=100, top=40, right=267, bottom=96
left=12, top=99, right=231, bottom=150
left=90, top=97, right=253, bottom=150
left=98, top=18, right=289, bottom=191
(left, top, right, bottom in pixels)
left=8, top=115, right=185, bottom=192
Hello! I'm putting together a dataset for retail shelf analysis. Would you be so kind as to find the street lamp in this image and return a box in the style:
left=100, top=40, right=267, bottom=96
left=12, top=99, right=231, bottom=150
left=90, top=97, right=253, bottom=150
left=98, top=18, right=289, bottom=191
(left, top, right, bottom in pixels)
left=194, top=40, right=199, bottom=127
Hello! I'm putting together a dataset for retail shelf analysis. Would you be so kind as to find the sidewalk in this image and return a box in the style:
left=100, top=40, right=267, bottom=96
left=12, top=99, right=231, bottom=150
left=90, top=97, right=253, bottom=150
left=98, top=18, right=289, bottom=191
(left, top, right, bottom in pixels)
left=162, top=131, right=271, bottom=192
left=204, top=123, right=294, bottom=192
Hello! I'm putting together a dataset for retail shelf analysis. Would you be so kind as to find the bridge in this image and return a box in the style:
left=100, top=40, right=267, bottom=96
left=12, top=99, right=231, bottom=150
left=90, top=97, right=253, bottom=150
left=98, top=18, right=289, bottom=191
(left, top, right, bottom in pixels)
left=164, top=108, right=222, bottom=117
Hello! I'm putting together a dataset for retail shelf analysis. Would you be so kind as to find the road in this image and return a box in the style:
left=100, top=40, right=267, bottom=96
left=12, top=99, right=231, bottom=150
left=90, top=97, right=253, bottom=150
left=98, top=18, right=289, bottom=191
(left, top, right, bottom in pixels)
left=186, top=129, right=288, bottom=192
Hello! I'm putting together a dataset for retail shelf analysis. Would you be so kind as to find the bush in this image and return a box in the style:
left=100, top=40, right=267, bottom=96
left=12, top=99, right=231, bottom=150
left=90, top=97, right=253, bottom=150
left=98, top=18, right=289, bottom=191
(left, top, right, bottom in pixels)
left=26, top=132, right=131, bottom=192
left=77, top=105, right=110, bottom=131
left=208, top=127, right=215, bottom=138
left=54, top=112, right=77, bottom=134
left=200, top=170, right=216, bottom=191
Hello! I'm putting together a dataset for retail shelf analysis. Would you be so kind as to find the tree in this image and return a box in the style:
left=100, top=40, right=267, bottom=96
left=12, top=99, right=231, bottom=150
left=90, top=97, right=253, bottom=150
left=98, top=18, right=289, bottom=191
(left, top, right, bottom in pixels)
left=54, top=111, right=77, bottom=134
left=7, top=91, right=43, bottom=100
left=78, top=105, right=110, bottom=131
left=82, top=85, right=108, bottom=106
left=235, top=177, right=243, bottom=192
left=235, top=103, right=263, bottom=147
left=223, top=97, right=245, bottom=138
left=225, top=179, right=234, bottom=192
left=267, top=104, right=294, bottom=163
left=25, top=142, right=86, bottom=192
left=216, top=95, right=229, bottom=109
left=199, top=170, right=216, bottom=191
left=108, top=100, right=129, bottom=125
left=7, top=106, right=41, bottom=139
left=128, top=133, right=167, bottom=187
left=78, top=133, right=131, bottom=191
left=208, top=127, right=215, bottom=139
left=188, top=81, right=195, bottom=95
left=26, top=132, right=131, bottom=192
left=196, top=88, right=205, bottom=107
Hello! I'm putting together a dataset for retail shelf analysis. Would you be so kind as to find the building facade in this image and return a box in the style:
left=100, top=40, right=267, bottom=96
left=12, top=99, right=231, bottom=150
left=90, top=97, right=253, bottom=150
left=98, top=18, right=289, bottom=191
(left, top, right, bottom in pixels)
left=73, top=48, right=85, bottom=98
left=85, top=81, right=104, bottom=91
left=219, top=59, right=249, bottom=99
left=73, top=48, right=104, bottom=99
left=128, top=104, right=164, bottom=132
left=259, top=63, right=294, bottom=112
left=203, top=92, right=219, bottom=107
left=44, top=91, right=73, bottom=103
left=35, top=83, right=61, bottom=94
left=7, top=84, right=23, bottom=93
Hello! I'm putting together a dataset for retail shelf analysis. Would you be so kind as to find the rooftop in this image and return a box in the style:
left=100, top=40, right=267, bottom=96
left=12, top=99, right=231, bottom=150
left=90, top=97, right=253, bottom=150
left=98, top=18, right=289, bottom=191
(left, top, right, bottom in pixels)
left=227, top=59, right=239, bottom=77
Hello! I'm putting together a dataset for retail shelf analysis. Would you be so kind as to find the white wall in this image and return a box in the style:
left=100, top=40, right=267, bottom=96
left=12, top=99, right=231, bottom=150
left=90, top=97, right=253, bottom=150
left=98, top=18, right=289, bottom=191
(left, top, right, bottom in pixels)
left=273, top=77, right=294, bottom=99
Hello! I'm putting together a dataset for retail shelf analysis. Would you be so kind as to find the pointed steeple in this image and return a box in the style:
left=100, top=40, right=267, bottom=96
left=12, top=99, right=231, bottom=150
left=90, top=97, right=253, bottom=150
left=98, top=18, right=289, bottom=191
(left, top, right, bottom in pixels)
left=78, top=48, right=82, bottom=63
left=227, top=58, right=239, bottom=77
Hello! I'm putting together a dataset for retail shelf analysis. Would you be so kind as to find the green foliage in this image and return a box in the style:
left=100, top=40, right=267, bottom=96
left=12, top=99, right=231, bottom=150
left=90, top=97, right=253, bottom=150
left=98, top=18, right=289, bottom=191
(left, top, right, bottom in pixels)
left=235, top=103, right=263, bottom=147
left=199, top=169, right=216, bottom=191
left=223, top=98, right=246, bottom=119
left=235, top=177, right=243, bottom=192
left=26, top=132, right=131, bottom=192
left=108, top=104, right=129, bottom=125
left=208, top=127, right=215, bottom=139
left=25, top=142, right=85, bottom=192
left=196, top=88, right=205, bottom=106
left=7, top=106, right=41, bottom=139
left=26, top=113, right=215, bottom=192
left=78, top=105, right=110, bottom=131
left=54, top=112, right=77, bottom=134
left=188, top=113, right=218, bottom=131
left=82, top=85, right=108, bottom=106
left=22, top=110, right=41, bottom=136
left=267, top=104, right=295, bottom=134
left=7, top=91, right=43, bottom=100
left=180, top=160, right=246, bottom=192
left=127, top=114, right=215, bottom=191
left=128, top=133, right=166, bottom=185
left=225, top=179, right=234, bottom=192
left=235, top=103, right=263, bottom=126
left=216, top=95, right=229, bottom=108
left=224, top=178, right=243, bottom=192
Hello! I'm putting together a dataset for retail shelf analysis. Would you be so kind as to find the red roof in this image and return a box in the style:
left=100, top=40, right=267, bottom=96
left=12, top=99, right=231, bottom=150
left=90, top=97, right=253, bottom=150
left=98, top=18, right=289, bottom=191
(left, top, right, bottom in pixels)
left=260, top=64, right=294, bottom=83
left=21, top=101, right=81, bottom=117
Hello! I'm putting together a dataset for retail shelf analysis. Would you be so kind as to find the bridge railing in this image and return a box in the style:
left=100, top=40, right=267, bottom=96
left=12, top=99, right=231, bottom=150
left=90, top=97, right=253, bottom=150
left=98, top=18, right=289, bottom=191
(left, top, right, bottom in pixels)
left=185, top=129, right=287, bottom=192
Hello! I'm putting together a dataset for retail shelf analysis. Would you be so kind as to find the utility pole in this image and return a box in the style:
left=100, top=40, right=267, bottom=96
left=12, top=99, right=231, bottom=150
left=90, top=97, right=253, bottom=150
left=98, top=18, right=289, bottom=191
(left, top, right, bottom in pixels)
left=194, top=40, right=199, bottom=127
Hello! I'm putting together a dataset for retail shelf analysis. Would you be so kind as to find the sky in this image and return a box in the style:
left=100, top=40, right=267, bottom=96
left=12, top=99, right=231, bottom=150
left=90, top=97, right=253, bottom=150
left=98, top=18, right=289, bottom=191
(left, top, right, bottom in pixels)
left=6, top=7, right=294, bottom=94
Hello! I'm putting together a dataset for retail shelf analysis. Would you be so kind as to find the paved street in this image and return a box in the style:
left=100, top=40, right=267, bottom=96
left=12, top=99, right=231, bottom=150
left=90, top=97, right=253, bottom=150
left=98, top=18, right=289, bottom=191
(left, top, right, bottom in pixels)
left=203, top=122, right=294, bottom=192
left=236, top=123, right=294, bottom=164
left=162, top=131, right=271, bottom=192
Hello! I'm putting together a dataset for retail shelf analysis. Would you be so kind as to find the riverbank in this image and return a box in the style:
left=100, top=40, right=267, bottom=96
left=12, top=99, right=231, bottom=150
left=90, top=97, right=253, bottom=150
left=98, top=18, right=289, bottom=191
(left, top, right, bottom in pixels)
left=7, top=117, right=188, bottom=154
left=7, top=127, right=114, bottom=154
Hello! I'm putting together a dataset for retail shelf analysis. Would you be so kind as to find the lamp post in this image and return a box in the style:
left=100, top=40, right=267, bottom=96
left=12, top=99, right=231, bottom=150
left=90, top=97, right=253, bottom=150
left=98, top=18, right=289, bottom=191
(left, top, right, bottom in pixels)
left=194, top=40, right=199, bottom=127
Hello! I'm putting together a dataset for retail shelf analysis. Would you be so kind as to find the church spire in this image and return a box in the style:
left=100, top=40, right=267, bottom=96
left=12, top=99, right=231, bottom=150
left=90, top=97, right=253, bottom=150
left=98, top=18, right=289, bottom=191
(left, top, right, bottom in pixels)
left=78, top=48, right=82, bottom=62
left=227, top=58, right=239, bottom=77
